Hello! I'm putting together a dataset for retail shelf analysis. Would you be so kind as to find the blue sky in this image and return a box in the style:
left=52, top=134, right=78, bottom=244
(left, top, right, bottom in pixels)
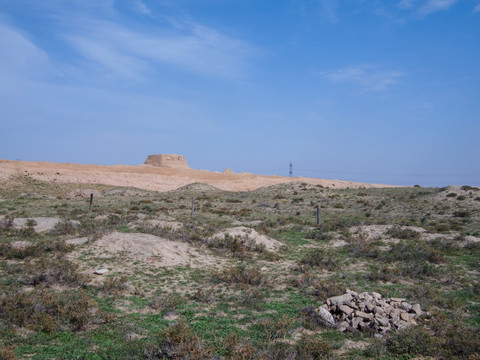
left=0, top=0, right=479, bottom=186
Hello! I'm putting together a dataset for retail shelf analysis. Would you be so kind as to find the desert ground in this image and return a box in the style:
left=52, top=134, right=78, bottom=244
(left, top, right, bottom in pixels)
left=0, top=157, right=391, bottom=193
left=0, top=157, right=479, bottom=359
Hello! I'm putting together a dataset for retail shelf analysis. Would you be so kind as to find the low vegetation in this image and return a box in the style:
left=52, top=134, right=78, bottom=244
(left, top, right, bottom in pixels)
left=0, top=176, right=478, bottom=358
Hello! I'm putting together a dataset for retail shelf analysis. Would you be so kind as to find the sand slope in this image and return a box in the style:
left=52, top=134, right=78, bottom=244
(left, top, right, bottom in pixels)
left=0, top=158, right=394, bottom=192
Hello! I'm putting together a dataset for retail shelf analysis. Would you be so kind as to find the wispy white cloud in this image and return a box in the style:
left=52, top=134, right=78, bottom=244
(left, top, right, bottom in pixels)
left=322, top=65, right=404, bottom=91
left=318, top=0, right=339, bottom=23
left=134, top=0, right=152, bottom=16
left=0, top=22, right=50, bottom=80
left=398, top=0, right=418, bottom=9
left=418, top=0, right=459, bottom=15
left=62, top=16, right=254, bottom=81
left=474, top=3, right=480, bottom=13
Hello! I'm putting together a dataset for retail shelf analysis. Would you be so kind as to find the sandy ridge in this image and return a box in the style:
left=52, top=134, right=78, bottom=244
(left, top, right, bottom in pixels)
left=0, top=158, right=395, bottom=192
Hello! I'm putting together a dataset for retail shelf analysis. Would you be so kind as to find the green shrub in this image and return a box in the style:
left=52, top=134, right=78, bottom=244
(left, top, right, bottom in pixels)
left=51, top=220, right=77, bottom=235
left=296, top=334, right=332, bottom=359
left=100, top=275, right=129, bottom=294
left=27, top=256, right=88, bottom=287
left=150, top=292, right=185, bottom=312
left=453, top=210, right=470, bottom=218
left=257, top=315, right=293, bottom=340
left=299, top=248, right=340, bottom=271
left=310, top=278, right=345, bottom=302
left=212, top=264, right=265, bottom=287
left=385, top=326, right=438, bottom=356
left=382, top=240, right=444, bottom=264
left=0, top=288, right=100, bottom=333
left=386, top=225, right=420, bottom=239
left=154, top=319, right=214, bottom=359
left=208, top=234, right=265, bottom=259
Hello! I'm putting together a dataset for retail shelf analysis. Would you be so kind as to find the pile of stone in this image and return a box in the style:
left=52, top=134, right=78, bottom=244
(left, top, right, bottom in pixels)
left=316, top=290, right=422, bottom=335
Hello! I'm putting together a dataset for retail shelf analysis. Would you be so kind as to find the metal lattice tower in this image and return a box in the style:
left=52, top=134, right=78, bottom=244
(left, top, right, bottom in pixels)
left=289, top=162, right=293, bottom=177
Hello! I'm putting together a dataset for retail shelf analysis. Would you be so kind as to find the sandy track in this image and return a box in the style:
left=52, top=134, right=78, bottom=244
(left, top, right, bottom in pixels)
left=0, top=158, right=394, bottom=192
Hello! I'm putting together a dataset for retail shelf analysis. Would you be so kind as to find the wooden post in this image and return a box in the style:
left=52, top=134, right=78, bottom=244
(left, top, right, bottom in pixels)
left=316, top=205, right=321, bottom=226
left=89, top=193, right=94, bottom=214
left=191, top=197, right=195, bottom=218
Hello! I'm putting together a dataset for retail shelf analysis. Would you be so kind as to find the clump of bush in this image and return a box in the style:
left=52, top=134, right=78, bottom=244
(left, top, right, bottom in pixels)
left=385, top=314, right=480, bottom=359
left=299, top=248, right=340, bottom=271
left=306, top=228, right=334, bottom=242
left=0, top=288, right=103, bottom=334
left=27, top=256, right=89, bottom=287
left=257, top=315, right=293, bottom=340
left=386, top=226, right=420, bottom=240
left=295, top=334, right=332, bottom=359
left=100, top=275, right=129, bottom=294
left=346, top=237, right=379, bottom=259
left=50, top=220, right=77, bottom=235
left=381, top=240, right=444, bottom=264
left=208, top=234, right=265, bottom=259
left=150, top=292, right=185, bottom=312
left=310, top=278, right=346, bottom=302
left=152, top=319, right=214, bottom=359
left=212, top=264, right=265, bottom=287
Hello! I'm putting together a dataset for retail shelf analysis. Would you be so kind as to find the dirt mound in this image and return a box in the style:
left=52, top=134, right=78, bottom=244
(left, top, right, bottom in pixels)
left=210, top=226, right=282, bottom=252
left=144, top=154, right=190, bottom=169
left=87, top=232, right=215, bottom=267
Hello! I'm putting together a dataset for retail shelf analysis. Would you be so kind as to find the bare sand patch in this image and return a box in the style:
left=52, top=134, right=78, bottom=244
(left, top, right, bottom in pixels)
left=84, top=232, right=217, bottom=268
left=10, top=217, right=61, bottom=233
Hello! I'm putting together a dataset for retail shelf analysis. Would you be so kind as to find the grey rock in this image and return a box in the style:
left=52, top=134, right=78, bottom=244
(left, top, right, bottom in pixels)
left=355, top=311, right=373, bottom=320
left=376, top=316, right=390, bottom=327
left=400, top=312, right=410, bottom=322
left=351, top=317, right=363, bottom=329
left=338, top=305, right=354, bottom=316
left=328, top=293, right=353, bottom=307
left=94, top=268, right=109, bottom=275
left=401, top=302, right=412, bottom=312
left=316, top=306, right=335, bottom=325
left=411, top=303, right=422, bottom=316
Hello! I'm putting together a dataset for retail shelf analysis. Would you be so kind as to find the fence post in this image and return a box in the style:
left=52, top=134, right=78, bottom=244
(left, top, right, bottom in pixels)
left=191, top=197, right=195, bottom=218
left=316, top=205, right=321, bottom=226
left=89, top=193, right=94, bottom=214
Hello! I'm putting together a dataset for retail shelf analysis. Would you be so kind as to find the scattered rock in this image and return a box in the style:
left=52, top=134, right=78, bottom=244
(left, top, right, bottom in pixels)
left=316, top=291, right=423, bottom=336
left=94, top=269, right=109, bottom=275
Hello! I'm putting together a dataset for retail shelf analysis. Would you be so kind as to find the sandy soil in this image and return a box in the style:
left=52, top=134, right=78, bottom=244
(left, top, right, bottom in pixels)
left=80, top=232, right=219, bottom=268
left=0, top=158, right=395, bottom=192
